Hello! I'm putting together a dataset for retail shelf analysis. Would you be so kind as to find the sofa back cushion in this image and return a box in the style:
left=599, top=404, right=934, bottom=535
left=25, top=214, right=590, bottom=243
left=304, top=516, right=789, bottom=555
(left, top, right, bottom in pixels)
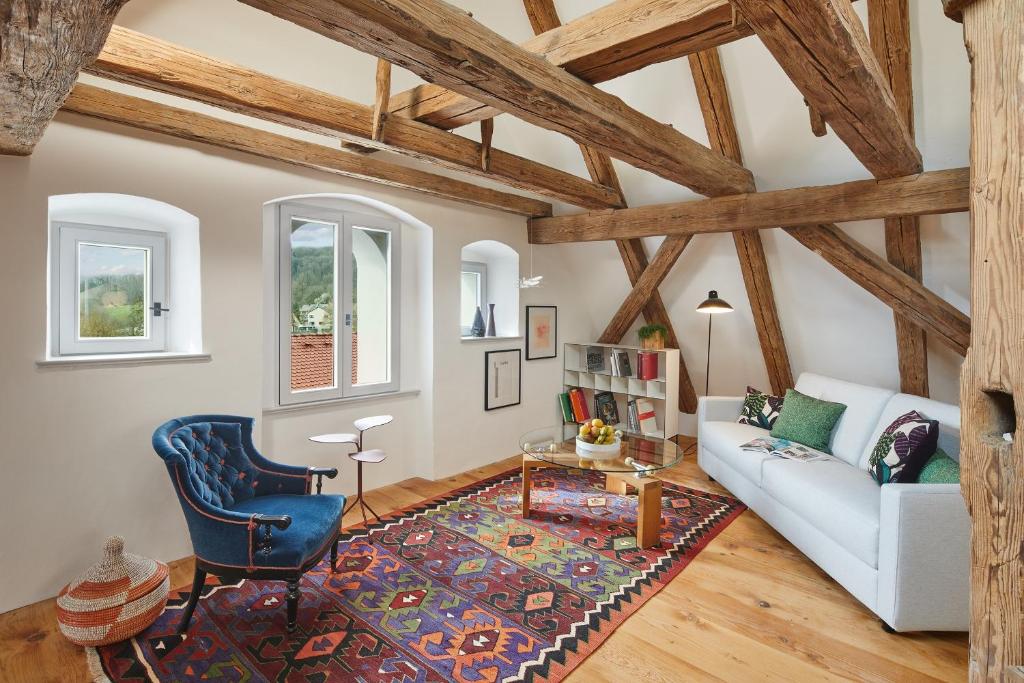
left=794, top=373, right=896, bottom=466
left=860, top=394, right=961, bottom=470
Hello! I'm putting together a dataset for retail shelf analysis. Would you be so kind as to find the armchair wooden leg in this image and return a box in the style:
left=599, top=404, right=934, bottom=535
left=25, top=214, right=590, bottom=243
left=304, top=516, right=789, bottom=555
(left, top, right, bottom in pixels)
left=177, top=565, right=207, bottom=634
left=330, top=534, right=339, bottom=573
left=285, top=578, right=301, bottom=633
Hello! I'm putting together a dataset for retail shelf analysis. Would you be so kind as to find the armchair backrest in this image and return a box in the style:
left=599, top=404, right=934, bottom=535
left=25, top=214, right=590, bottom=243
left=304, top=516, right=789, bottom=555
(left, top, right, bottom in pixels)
left=153, top=415, right=261, bottom=510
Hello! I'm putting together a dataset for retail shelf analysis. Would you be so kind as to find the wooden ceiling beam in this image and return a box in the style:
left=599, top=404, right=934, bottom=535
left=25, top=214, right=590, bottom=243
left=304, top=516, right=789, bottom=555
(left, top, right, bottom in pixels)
left=528, top=168, right=970, bottom=244
left=520, top=0, right=698, bottom=412
left=869, top=0, right=929, bottom=397
left=389, top=0, right=753, bottom=129
left=237, top=0, right=757, bottom=197
left=785, top=224, right=970, bottom=355
left=61, top=84, right=553, bottom=218
left=689, top=48, right=794, bottom=395
left=88, top=27, right=621, bottom=210
left=730, top=0, right=922, bottom=179
left=0, top=0, right=128, bottom=155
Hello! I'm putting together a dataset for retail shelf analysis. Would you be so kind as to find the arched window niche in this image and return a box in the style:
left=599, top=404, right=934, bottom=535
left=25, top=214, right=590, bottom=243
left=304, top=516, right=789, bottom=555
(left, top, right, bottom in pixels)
left=460, top=240, right=519, bottom=339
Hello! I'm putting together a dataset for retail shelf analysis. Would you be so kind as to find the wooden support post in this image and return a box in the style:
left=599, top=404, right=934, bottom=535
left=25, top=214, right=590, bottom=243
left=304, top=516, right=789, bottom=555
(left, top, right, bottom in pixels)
left=805, top=99, right=828, bottom=137
left=0, top=0, right=129, bottom=155
left=689, top=48, right=794, bottom=394
left=480, top=118, right=493, bottom=172
left=955, top=0, right=1024, bottom=678
left=371, top=58, right=391, bottom=141
left=519, top=0, right=697, bottom=413
left=868, top=0, right=929, bottom=397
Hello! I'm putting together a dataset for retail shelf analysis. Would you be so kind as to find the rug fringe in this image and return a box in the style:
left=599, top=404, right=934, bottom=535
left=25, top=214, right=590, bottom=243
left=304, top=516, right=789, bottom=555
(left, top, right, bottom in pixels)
left=85, top=647, right=111, bottom=682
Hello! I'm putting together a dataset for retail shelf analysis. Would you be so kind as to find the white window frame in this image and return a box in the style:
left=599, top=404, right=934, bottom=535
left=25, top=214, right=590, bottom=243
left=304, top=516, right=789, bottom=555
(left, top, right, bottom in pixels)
left=52, top=221, right=168, bottom=356
left=277, top=203, right=401, bottom=406
left=460, top=261, right=488, bottom=336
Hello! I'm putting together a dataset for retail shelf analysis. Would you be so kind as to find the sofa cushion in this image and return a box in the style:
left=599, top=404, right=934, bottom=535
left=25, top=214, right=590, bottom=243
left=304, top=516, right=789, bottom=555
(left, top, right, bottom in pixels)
left=868, top=411, right=939, bottom=484
left=770, top=389, right=847, bottom=454
left=763, top=459, right=881, bottom=568
left=737, top=386, right=785, bottom=429
left=860, top=394, right=961, bottom=469
left=230, top=494, right=345, bottom=568
left=794, top=373, right=896, bottom=467
left=700, top=421, right=776, bottom=486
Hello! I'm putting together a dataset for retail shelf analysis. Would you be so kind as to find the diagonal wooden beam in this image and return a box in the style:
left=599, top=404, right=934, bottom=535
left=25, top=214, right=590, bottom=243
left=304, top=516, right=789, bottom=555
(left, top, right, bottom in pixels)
left=868, top=0, right=929, bottom=396
left=528, top=168, right=970, bottom=244
left=689, top=48, right=794, bottom=395
left=88, top=27, right=621, bottom=210
left=730, top=0, right=921, bottom=178
left=389, top=0, right=753, bottom=129
left=61, top=84, right=553, bottom=218
left=785, top=224, right=969, bottom=355
left=520, top=0, right=698, bottom=413
left=370, top=58, right=391, bottom=141
left=237, top=0, right=757, bottom=197
left=1, top=0, right=129, bottom=155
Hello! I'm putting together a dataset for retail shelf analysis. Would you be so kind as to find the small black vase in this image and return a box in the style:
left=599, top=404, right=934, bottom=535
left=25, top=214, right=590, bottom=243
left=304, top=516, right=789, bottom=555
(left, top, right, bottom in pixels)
left=471, top=306, right=486, bottom=337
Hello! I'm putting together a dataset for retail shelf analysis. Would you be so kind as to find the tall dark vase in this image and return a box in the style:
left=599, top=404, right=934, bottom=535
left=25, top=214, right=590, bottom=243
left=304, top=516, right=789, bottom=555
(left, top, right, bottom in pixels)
left=485, top=303, right=497, bottom=337
left=471, top=306, right=486, bottom=337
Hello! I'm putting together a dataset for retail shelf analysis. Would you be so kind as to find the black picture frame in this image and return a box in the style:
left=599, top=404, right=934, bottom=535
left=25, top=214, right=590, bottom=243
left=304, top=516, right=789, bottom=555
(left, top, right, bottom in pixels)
left=484, top=348, right=522, bottom=411
left=524, top=305, right=558, bottom=360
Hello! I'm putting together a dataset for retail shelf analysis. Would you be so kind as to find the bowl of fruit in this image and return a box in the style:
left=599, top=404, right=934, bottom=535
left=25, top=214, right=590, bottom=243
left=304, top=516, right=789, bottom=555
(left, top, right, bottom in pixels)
left=576, top=419, right=623, bottom=459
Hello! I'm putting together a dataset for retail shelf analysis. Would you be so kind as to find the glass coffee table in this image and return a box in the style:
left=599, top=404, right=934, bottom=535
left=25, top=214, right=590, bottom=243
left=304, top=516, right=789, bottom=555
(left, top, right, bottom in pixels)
left=519, top=426, right=692, bottom=549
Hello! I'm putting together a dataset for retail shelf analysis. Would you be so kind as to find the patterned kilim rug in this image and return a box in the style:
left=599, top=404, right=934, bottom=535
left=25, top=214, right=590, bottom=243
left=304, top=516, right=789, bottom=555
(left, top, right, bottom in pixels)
left=91, top=467, right=744, bottom=682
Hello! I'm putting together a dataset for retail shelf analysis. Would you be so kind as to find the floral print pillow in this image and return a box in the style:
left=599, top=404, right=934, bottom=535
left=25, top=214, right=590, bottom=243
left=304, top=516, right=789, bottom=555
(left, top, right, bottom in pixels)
left=869, top=410, right=939, bottom=484
left=737, top=386, right=785, bottom=430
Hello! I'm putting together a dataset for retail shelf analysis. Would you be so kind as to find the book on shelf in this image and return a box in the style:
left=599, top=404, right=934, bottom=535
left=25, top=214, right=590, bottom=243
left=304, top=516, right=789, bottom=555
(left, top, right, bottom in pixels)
left=586, top=346, right=605, bottom=372
left=635, top=398, right=658, bottom=435
left=740, top=437, right=828, bottom=462
left=637, top=351, right=659, bottom=380
left=568, top=388, right=591, bottom=422
left=626, top=399, right=639, bottom=432
left=613, top=349, right=632, bottom=377
left=558, top=392, right=574, bottom=423
left=594, top=391, right=619, bottom=426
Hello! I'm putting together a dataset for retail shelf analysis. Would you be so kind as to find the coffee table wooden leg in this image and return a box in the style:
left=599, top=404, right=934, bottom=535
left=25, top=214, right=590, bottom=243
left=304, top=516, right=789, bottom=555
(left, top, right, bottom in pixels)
left=605, top=474, right=629, bottom=495
left=522, top=457, right=533, bottom=518
left=636, top=479, right=663, bottom=549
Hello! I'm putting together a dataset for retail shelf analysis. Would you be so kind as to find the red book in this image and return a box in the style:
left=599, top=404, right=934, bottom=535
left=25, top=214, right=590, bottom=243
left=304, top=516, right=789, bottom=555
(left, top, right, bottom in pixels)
left=637, top=351, right=658, bottom=380
left=569, top=388, right=590, bottom=422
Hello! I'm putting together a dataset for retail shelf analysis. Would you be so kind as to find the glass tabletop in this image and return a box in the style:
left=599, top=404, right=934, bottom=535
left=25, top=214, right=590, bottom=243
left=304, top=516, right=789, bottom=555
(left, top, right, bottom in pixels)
left=519, top=425, right=690, bottom=474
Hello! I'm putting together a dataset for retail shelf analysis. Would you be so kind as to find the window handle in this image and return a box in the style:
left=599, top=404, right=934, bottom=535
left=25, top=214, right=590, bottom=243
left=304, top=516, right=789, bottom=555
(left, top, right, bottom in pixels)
left=344, top=313, right=352, bottom=327
left=150, top=302, right=171, bottom=317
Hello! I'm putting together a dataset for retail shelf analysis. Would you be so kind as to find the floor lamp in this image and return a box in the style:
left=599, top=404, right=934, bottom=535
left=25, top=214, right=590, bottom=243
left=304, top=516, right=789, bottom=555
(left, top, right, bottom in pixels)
left=696, top=290, right=734, bottom=396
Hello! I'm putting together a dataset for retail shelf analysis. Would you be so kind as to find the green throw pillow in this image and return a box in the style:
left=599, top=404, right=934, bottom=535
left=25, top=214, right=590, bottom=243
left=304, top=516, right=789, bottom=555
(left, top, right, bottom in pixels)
left=769, top=389, right=847, bottom=454
left=916, top=449, right=960, bottom=483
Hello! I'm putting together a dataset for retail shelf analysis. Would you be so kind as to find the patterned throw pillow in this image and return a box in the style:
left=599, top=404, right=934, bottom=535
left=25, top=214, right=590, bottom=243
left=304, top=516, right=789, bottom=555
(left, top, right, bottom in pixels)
left=869, top=411, right=939, bottom=484
left=737, top=386, right=785, bottom=429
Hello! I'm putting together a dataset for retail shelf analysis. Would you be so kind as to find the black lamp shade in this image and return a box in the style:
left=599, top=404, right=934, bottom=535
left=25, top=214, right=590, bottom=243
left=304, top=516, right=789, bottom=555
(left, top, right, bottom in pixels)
left=697, top=290, right=734, bottom=314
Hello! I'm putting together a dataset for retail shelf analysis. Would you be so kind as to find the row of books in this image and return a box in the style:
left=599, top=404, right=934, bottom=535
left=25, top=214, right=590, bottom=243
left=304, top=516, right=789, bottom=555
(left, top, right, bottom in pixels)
left=558, top=388, right=591, bottom=423
left=585, top=346, right=659, bottom=380
left=560, top=389, right=659, bottom=436
left=626, top=398, right=658, bottom=435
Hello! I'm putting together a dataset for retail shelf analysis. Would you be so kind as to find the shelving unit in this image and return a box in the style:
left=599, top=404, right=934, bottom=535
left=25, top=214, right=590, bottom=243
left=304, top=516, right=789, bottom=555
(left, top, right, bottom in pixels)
left=560, top=342, right=679, bottom=439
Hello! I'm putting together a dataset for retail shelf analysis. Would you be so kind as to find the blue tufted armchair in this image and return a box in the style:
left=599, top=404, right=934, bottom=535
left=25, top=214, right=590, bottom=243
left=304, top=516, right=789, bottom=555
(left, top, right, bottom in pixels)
left=153, top=415, right=345, bottom=634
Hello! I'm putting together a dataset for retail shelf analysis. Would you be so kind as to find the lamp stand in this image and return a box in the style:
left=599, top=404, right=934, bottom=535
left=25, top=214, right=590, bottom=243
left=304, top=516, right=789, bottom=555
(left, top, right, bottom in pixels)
left=705, top=314, right=713, bottom=396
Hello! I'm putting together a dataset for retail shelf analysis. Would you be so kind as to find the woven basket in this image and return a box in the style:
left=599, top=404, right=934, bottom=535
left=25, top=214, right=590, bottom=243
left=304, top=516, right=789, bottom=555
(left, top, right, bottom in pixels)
left=56, top=536, right=170, bottom=647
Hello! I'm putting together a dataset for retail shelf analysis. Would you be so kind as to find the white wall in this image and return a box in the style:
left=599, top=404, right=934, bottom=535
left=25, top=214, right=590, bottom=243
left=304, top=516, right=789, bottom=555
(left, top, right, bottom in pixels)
left=0, top=0, right=972, bottom=613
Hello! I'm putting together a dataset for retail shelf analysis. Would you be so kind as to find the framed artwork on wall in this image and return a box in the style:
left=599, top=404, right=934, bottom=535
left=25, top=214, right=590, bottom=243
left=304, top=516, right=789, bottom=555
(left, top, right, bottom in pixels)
left=484, top=349, right=521, bottom=411
left=525, top=305, right=557, bottom=360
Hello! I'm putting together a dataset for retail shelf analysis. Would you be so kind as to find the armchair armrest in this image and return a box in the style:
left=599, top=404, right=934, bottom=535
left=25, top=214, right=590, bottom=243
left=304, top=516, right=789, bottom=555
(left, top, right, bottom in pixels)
left=697, top=396, right=745, bottom=425
left=252, top=514, right=292, bottom=530
left=309, top=467, right=338, bottom=495
left=877, top=483, right=970, bottom=631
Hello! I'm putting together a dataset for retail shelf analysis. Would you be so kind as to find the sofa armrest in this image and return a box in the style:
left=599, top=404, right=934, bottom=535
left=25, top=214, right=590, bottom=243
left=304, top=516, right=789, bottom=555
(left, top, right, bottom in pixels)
left=697, top=396, right=745, bottom=425
left=876, top=483, right=970, bottom=631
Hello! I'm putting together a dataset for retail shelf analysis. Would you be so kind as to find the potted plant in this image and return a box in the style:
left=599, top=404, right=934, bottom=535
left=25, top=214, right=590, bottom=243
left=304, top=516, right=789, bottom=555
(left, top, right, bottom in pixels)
left=638, top=323, right=667, bottom=350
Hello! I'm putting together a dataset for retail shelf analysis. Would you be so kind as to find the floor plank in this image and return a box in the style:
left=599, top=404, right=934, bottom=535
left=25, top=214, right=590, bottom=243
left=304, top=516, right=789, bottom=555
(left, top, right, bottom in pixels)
left=0, top=441, right=968, bottom=682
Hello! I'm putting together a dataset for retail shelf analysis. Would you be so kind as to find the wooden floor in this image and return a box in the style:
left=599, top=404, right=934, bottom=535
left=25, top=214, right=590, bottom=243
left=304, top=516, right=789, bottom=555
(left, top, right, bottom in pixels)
left=0, top=441, right=969, bottom=682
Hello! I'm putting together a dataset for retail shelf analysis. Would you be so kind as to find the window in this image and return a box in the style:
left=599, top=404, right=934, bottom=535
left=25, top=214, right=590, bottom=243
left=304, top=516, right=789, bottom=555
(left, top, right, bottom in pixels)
left=460, top=261, right=487, bottom=336
left=277, top=203, right=399, bottom=405
left=53, top=222, right=168, bottom=355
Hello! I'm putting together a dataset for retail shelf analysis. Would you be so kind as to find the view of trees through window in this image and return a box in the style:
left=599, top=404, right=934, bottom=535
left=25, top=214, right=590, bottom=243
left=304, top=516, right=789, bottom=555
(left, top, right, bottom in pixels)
left=78, top=243, right=147, bottom=339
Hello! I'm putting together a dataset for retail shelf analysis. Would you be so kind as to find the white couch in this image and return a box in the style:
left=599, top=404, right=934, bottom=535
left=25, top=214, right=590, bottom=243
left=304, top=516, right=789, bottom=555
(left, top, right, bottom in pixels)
left=697, top=372, right=970, bottom=632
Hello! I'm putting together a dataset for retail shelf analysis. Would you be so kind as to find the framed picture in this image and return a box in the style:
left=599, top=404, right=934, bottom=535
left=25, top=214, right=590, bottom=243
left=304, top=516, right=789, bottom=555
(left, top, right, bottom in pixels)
left=484, top=349, right=521, bottom=411
left=525, top=305, right=557, bottom=360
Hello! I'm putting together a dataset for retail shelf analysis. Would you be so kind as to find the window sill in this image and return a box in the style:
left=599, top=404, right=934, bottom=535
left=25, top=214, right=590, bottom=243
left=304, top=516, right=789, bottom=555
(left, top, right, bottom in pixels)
left=460, top=336, right=523, bottom=343
left=263, top=389, right=421, bottom=415
left=36, top=352, right=212, bottom=368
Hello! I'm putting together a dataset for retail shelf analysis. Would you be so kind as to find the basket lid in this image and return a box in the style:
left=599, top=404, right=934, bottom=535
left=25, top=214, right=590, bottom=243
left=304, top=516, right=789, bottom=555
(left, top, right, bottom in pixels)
left=57, top=536, right=169, bottom=614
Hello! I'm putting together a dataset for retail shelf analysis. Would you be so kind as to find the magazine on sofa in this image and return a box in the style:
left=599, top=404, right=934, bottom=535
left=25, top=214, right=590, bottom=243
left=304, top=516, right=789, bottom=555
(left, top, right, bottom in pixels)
left=740, top=437, right=828, bottom=462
